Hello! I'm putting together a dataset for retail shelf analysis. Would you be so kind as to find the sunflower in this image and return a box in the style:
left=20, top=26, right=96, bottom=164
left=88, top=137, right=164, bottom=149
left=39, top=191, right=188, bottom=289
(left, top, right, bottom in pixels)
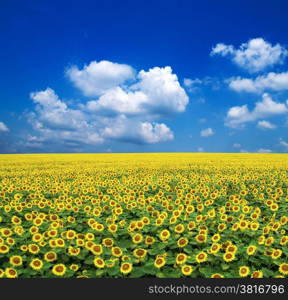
left=108, top=224, right=118, bottom=233
left=33, top=218, right=43, bottom=227
left=174, top=224, right=185, bottom=233
left=196, top=252, right=208, bottom=263
left=271, top=249, right=282, bottom=259
left=223, top=252, right=235, bottom=262
left=181, top=265, right=193, bottom=276
left=154, top=256, right=166, bottom=268
left=91, top=244, right=103, bottom=256
left=1, top=228, right=12, bottom=237
left=111, top=246, right=123, bottom=257
left=176, top=253, right=188, bottom=265
left=187, top=221, right=196, bottom=231
left=195, top=234, right=207, bottom=243
left=279, top=263, right=288, bottom=275
left=94, top=223, right=104, bottom=232
left=6, top=238, right=15, bottom=246
left=270, top=203, right=279, bottom=211
left=11, top=216, right=22, bottom=225
left=246, top=245, right=257, bottom=255
left=70, top=264, right=80, bottom=272
left=0, top=269, right=4, bottom=278
left=76, top=238, right=85, bottom=247
left=217, top=223, right=227, bottom=232
left=231, top=223, right=239, bottom=232
left=9, top=255, right=23, bottom=267
left=210, top=243, right=221, bottom=254
left=211, top=234, right=221, bottom=242
left=20, top=245, right=28, bottom=252
left=0, top=244, right=10, bottom=254
left=68, top=247, right=81, bottom=256
left=66, top=230, right=77, bottom=240
left=85, top=241, right=95, bottom=250
left=265, top=237, right=274, bottom=247
left=5, top=268, right=17, bottom=278
left=120, top=262, right=133, bottom=274
left=251, top=270, right=263, bottom=278
left=159, top=230, right=170, bottom=241
left=32, top=233, right=43, bottom=243
left=85, top=233, right=95, bottom=241
left=145, top=236, right=155, bottom=246
left=52, top=264, right=66, bottom=276
left=177, top=237, right=188, bottom=248
left=94, top=257, right=105, bottom=268
left=258, top=235, right=266, bottom=245
left=280, top=236, right=288, bottom=246
left=211, top=273, right=224, bottom=278
left=102, top=238, right=114, bottom=248
left=226, top=245, right=238, bottom=253
left=133, top=248, right=147, bottom=259
left=44, top=251, right=57, bottom=262
left=239, top=220, right=248, bottom=230
left=250, top=222, right=259, bottom=231
left=239, top=266, right=250, bottom=277
left=28, top=244, right=40, bottom=254
left=56, top=238, right=65, bottom=248
left=30, top=259, right=43, bottom=270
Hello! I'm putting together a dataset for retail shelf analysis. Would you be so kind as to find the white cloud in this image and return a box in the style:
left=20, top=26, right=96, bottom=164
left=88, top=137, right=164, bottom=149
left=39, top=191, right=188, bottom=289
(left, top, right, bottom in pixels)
left=87, top=87, right=148, bottom=115
left=233, top=143, right=241, bottom=148
left=26, top=61, right=188, bottom=148
left=102, top=115, right=173, bottom=144
left=211, top=43, right=234, bottom=56
left=183, top=78, right=202, bottom=86
left=200, top=127, right=214, bottom=137
left=211, top=38, right=288, bottom=73
left=29, top=88, right=104, bottom=145
left=66, top=60, right=135, bottom=97
left=197, top=147, right=204, bottom=152
left=86, top=66, right=189, bottom=117
left=183, top=76, right=222, bottom=92
left=30, top=88, right=90, bottom=132
left=183, top=78, right=202, bottom=92
left=257, top=120, right=276, bottom=130
left=229, top=72, right=288, bottom=93
left=225, top=93, right=288, bottom=128
left=257, top=148, right=272, bottom=153
left=0, top=122, right=9, bottom=132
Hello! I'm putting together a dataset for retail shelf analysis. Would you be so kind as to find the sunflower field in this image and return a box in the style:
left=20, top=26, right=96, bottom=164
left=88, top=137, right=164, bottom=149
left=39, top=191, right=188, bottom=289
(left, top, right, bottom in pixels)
left=0, top=153, right=288, bottom=278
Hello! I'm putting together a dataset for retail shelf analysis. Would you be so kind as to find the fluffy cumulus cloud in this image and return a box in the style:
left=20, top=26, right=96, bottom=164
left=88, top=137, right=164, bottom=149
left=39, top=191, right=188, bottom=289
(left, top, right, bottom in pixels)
left=86, top=66, right=188, bottom=117
left=0, top=122, right=9, bottom=132
left=225, top=93, right=288, bottom=128
left=66, top=60, right=135, bottom=97
left=101, top=115, right=173, bottom=144
left=200, top=127, right=214, bottom=137
left=229, top=72, right=288, bottom=93
left=211, top=38, right=288, bottom=73
left=257, top=120, right=277, bottom=130
left=26, top=60, right=188, bottom=148
left=28, top=88, right=104, bottom=146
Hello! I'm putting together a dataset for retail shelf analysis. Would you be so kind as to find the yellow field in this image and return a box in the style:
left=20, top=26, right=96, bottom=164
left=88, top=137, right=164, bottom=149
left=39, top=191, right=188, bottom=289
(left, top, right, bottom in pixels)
left=0, top=153, right=288, bottom=278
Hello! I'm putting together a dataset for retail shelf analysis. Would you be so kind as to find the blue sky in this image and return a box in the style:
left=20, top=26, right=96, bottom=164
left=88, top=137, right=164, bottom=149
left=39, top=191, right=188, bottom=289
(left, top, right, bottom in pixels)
left=1, top=0, right=288, bottom=153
